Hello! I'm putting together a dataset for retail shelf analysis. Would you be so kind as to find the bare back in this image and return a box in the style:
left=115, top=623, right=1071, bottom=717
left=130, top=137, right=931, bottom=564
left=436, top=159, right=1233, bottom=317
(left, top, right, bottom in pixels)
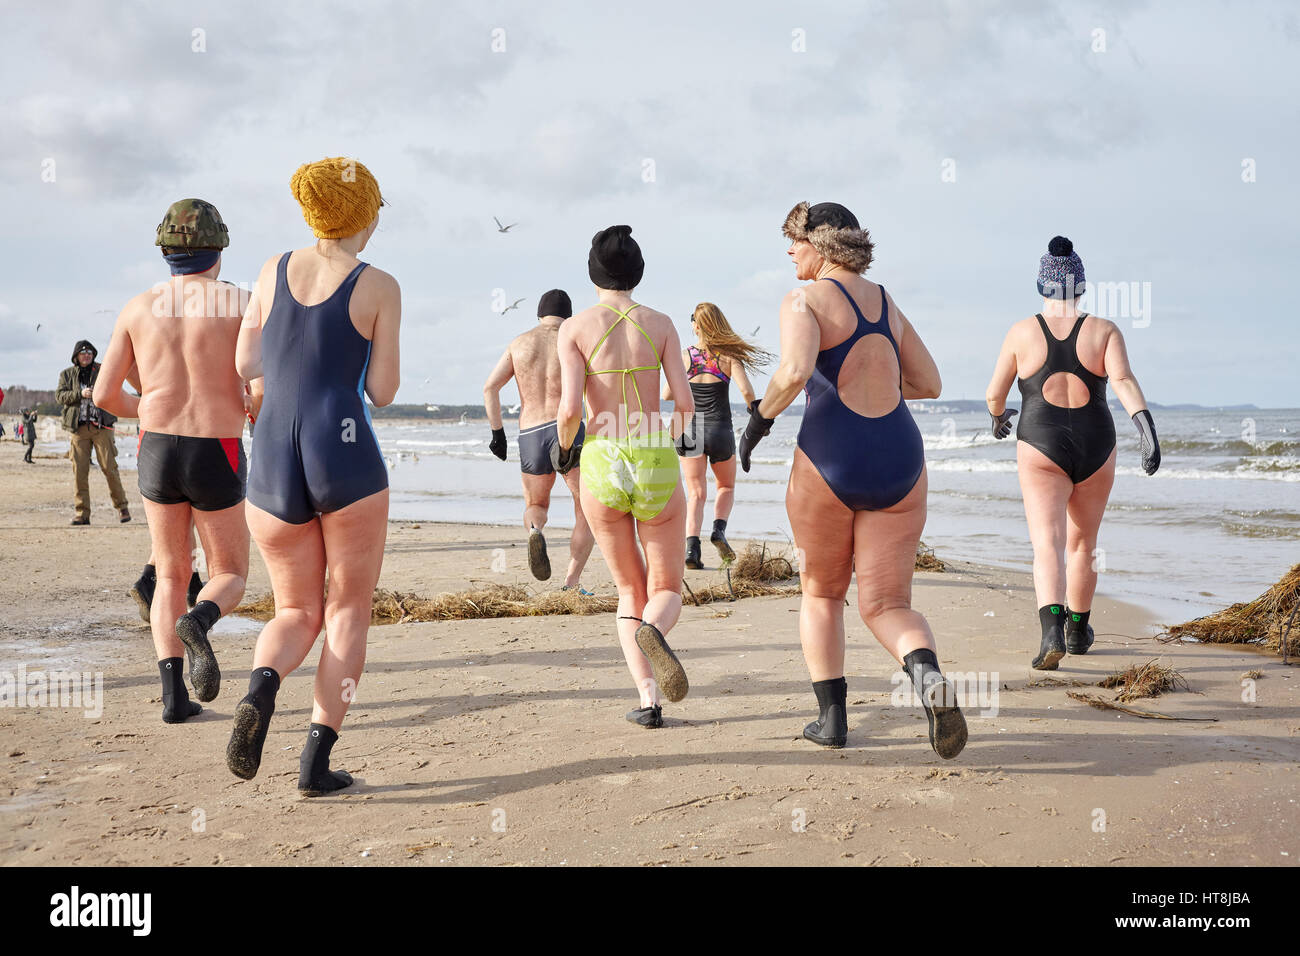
left=128, top=276, right=250, bottom=437
left=570, top=300, right=676, bottom=439
left=1010, top=312, right=1114, bottom=408
left=509, top=324, right=565, bottom=428
left=803, top=273, right=904, bottom=418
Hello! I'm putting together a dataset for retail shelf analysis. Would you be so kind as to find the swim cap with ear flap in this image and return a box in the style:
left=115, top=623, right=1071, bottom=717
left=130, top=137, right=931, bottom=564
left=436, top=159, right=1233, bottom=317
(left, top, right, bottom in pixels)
left=588, top=225, right=644, bottom=290
left=781, top=200, right=875, bottom=273
left=290, top=157, right=384, bottom=239
left=155, top=198, right=229, bottom=249
left=537, top=289, right=573, bottom=319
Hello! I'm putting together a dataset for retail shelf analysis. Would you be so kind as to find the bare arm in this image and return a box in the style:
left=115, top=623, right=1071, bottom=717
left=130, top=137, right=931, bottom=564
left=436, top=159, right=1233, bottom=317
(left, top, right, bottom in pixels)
left=482, top=348, right=516, bottom=430
left=757, top=289, right=819, bottom=419
left=1103, top=323, right=1149, bottom=416
left=725, top=356, right=757, bottom=407
left=92, top=307, right=140, bottom=418
left=364, top=271, right=402, bottom=406
left=248, top=378, right=264, bottom=422
left=660, top=323, right=693, bottom=438
left=892, top=296, right=941, bottom=400
left=556, top=322, right=586, bottom=448
left=985, top=327, right=1019, bottom=415
left=125, top=362, right=142, bottom=394
left=235, top=257, right=277, bottom=381
left=661, top=348, right=689, bottom=402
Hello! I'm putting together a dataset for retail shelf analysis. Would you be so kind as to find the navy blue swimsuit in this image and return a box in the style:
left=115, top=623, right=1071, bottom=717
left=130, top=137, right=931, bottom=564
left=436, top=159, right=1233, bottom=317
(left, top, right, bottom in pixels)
left=796, top=278, right=925, bottom=511
left=247, top=252, right=388, bottom=524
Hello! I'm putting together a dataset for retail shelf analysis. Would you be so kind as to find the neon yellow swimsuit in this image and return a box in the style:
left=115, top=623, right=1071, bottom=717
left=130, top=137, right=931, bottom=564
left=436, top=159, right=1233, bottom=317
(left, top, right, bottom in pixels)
left=580, top=302, right=680, bottom=521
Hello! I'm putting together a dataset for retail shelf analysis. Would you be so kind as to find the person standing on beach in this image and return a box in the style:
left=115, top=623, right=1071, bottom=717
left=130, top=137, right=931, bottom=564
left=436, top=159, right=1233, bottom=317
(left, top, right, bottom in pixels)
left=56, top=341, right=130, bottom=523
left=20, top=407, right=37, bottom=463
left=738, top=201, right=967, bottom=758
left=483, top=289, right=595, bottom=590
left=554, top=225, right=694, bottom=729
left=94, top=199, right=252, bottom=725
left=985, top=236, right=1161, bottom=669
left=228, top=157, right=400, bottom=796
left=663, top=302, right=765, bottom=570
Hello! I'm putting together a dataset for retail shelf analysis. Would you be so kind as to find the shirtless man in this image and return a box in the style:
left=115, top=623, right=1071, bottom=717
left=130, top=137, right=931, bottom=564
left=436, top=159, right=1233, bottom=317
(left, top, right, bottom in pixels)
left=95, top=199, right=252, bottom=724
left=483, top=289, right=595, bottom=588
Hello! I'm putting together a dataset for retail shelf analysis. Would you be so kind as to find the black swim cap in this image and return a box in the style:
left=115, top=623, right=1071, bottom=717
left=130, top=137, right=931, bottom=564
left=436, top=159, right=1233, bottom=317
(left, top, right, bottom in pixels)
left=537, top=289, right=572, bottom=319
left=588, top=225, right=644, bottom=291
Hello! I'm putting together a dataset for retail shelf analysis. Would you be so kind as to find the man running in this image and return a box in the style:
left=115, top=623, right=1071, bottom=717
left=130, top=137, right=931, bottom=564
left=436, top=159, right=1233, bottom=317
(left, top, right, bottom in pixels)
left=483, top=289, right=595, bottom=589
left=94, top=199, right=252, bottom=724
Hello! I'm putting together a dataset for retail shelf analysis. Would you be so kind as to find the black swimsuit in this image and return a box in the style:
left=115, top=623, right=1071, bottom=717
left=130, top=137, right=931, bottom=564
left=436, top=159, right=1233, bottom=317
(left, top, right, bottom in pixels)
left=1015, top=313, right=1116, bottom=483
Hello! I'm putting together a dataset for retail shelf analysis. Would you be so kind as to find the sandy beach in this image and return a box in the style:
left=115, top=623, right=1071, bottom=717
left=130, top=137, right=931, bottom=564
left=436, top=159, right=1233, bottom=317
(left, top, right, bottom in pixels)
left=1, top=450, right=1297, bottom=867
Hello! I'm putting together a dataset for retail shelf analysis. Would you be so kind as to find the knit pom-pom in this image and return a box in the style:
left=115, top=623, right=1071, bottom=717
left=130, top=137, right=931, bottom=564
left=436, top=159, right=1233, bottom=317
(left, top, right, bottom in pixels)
left=1048, top=236, right=1073, bottom=257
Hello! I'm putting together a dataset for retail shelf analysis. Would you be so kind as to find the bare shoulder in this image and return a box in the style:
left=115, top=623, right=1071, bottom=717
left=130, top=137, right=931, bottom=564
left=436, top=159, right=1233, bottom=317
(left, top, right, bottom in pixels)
left=359, top=263, right=400, bottom=295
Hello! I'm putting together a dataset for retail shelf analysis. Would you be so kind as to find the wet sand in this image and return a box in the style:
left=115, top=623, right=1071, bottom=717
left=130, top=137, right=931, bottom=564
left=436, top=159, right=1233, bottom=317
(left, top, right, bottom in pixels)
left=1, top=450, right=1297, bottom=866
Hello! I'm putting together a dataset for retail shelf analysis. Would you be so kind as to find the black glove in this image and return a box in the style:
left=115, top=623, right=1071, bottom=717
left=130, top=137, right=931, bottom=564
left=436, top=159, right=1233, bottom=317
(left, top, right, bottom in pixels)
left=675, top=415, right=699, bottom=456
left=990, top=408, right=1018, bottom=440
left=488, top=427, right=507, bottom=461
left=738, top=399, right=775, bottom=473
left=1132, top=409, right=1160, bottom=475
left=550, top=438, right=582, bottom=475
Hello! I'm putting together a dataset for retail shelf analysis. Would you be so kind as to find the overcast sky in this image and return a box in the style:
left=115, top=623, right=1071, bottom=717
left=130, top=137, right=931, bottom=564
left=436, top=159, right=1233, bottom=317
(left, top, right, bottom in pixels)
left=1, top=0, right=1295, bottom=408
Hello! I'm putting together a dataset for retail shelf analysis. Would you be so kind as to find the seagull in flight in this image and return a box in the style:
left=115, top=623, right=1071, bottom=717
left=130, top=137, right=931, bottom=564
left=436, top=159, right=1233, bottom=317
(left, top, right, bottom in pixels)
left=499, top=298, right=526, bottom=315
left=493, top=217, right=518, bottom=233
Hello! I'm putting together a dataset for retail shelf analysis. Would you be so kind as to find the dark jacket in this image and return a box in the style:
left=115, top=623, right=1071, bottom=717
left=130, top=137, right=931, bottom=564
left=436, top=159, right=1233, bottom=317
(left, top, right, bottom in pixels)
left=56, top=340, right=117, bottom=432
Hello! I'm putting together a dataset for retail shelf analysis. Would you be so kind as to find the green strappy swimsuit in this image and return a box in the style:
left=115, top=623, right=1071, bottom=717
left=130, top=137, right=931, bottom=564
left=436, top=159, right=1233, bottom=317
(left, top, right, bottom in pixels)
left=580, top=302, right=680, bottom=521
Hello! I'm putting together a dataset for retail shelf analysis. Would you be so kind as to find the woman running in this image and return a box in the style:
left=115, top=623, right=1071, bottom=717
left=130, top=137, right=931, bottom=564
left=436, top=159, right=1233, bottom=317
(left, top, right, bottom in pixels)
left=228, top=157, right=401, bottom=795
left=738, top=201, right=966, bottom=759
left=986, top=236, right=1160, bottom=670
left=663, top=303, right=765, bottom=569
left=553, top=225, right=694, bottom=729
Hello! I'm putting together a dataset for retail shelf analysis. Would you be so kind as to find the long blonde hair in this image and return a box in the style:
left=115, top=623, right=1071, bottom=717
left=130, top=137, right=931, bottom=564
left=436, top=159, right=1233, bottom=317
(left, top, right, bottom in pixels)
left=690, top=302, right=770, bottom=371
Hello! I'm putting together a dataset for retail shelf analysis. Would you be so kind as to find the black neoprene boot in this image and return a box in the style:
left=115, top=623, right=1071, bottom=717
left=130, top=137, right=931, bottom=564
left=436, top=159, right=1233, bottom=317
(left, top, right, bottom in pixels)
left=685, top=536, right=703, bottom=570
left=803, top=677, right=848, bottom=748
left=1032, top=604, right=1066, bottom=670
left=902, top=648, right=967, bottom=759
left=1065, top=608, right=1095, bottom=654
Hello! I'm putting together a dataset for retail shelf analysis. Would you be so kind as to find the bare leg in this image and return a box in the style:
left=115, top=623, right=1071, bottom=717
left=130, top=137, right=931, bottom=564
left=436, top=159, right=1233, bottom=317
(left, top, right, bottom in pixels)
left=680, top=454, right=707, bottom=538
left=852, top=470, right=933, bottom=662
left=246, top=503, right=326, bottom=677
left=636, top=482, right=686, bottom=641
left=142, top=498, right=194, bottom=660
left=580, top=480, right=654, bottom=703
left=1016, top=442, right=1074, bottom=608
left=786, top=449, right=853, bottom=681
left=560, top=468, right=595, bottom=588
left=190, top=501, right=249, bottom=615
left=521, top=472, right=554, bottom=534
left=711, top=455, right=736, bottom=524
left=314, top=488, right=388, bottom=730
left=1065, top=449, right=1116, bottom=611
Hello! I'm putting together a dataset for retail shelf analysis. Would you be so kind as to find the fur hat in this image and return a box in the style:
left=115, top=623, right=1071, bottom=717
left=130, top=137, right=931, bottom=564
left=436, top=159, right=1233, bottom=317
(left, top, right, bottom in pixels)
left=782, top=201, right=874, bottom=273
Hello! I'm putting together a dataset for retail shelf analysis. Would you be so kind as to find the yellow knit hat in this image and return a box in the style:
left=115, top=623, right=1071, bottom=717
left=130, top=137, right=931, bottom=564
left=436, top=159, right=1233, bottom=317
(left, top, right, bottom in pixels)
left=289, top=157, right=384, bottom=239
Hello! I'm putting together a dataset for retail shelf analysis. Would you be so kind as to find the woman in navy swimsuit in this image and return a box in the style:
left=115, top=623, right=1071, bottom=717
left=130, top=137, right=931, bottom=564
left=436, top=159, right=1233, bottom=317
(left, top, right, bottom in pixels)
left=986, top=237, right=1160, bottom=671
left=228, top=157, right=402, bottom=796
left=739, top=201, right=967, bottom=759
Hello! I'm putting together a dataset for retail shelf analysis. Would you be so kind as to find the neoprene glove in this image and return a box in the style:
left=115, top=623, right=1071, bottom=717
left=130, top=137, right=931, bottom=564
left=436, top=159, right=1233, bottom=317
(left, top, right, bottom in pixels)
left=1133, top=409, right=1160, bottom=475
left=738, top=399, right=775, bottom=473
left=675, top=416, right=700, bottom=456
left=550, top=439, right=581, bottom=475
left=488, top=427, right=507, bottom=461
left=991, top=408, right=1018, bottom=440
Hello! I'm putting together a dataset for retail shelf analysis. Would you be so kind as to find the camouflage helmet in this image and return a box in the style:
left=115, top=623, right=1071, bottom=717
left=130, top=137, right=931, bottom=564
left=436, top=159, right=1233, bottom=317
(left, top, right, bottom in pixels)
left=155, top=198, right=229, bottom=250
